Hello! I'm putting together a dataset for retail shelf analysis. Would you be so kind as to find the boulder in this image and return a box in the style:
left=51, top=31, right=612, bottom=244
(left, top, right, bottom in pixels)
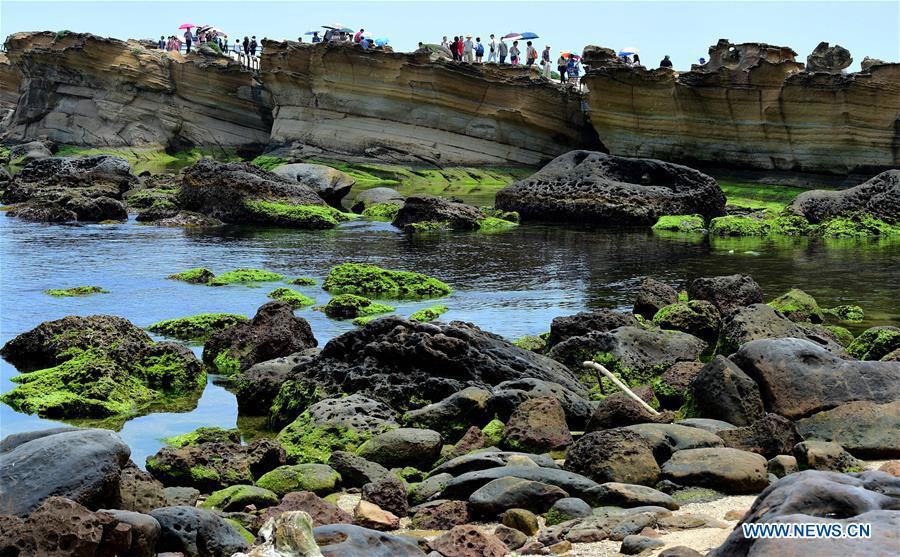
left=790, top=169, right=899, bottom=224
left=409, top=473, right=454, bottom=506
left=147, top=438, right=286, bottom=491
left=586, top=387, right=672, bottom=431
left=410, top=499, right=469, bottom=530
left=676, top=418, right=737, bottom=433
left=861, top=56, right=886, bottom=71
left=493, top=524, right=527, bottom=550
left=3, top=155, right=137, bottom=204
left=549, top=497, right=593, bottom=520
left=792, top=440, right=863, bottom=472
left=262, top=491, right=352, bottom=526
left=200, top=485, right=280, bottom=512
left=428, top=525, right=508, bottom=557
left=795, top=400, right=900, bottom=458
left=403, top=386, right=492, bottom=441
left=429, top=449, right=558, bottom=478
left=690, top=356, right=765, bottom=427
left=356, top=428, right=443, bottom=469
left=272, top=163, right=355, bottom=208
left=686, top=274, right=763, bottom=315
left=98, top=508, right=161, bottom=557
left=501, top=397, right=572, bottom=453
left=767, top=455, right=799, bottom=478
left=710, top=470, right=900, bottom=556
left=351, top=187, right=405, bottom=213
left=256, top=464, right=342, bottom=497
left=489, top=378, right=594, bottom=430
left=622, top=423, right=725, bottom=462
left=232, top=350, right=320, bottom=418
left=328, top=451, right=390, bottom=488
left=501, top=508, right=540, bottom=535
left=352, top=500, right=399, bottom=531
left=593, top=482, right=679, bottom=510
left=730, top=337, right=900, bottom=419
left=718, top=413, right=802, bottom=458
left=441, top=466, right=604, bottom=505
left=313, top=523, right=427, bottom=556
left=8, top=140, right=53, bottom=162
left=718, top=303, right=847, bottom=355
left=660, top=448, right=768, bottom=494
left=179, top=159, right=337, bottom=228
left=495, top=151, right=726, bottom=225
left=243, top=510, right=322, bottom=557
left=203, top=301, right=317, bottom=375
left=468, top=476, right=569, bottom=516
left=767, top=288, right=825, bottom=323
left=0, top=428, right=130, bottom=516
left=847, top=325, right=900, bottom=361
left=633, top=278, right=679, bottom=320
left=547, top=308, right=639, bottom=347
left=150, top=506, right=250, bottom=557
left=164, top=486, right=200, bottom=507
left=563, top=429, right=660, bottom=486
left=391, top=194, right=486, bottom=231
left=806, top=42, right=852, bottom=73
left=276, top=317, right=586, bottom=415
left=117, top=463, right=167, bottom=513
left=621, top=535, right=665, bottom=554
left=362, top=475, right=408, bottom=517
left=657, top=361, right=704, bottom=407
left=653, top=300, right=721, bottom=344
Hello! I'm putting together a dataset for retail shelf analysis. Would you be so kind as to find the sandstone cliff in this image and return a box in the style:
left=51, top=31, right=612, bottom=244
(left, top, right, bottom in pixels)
left=582, top=39, right=900, bottom=175
left=260, top=41, right=598, bottom=165
left=1, top=32, right=272, bottom=148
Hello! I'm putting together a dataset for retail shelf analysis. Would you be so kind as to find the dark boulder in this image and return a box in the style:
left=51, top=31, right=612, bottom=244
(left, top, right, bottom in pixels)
left=410, top=500, right=469, bottom=530
left=351, top=186, right=405, bottom=213
left=690, top=356, right=765, bottom=426
left=564, top=428, right=660, bottom=486
left=403, top=386, right=492, bottom=441
left=660, top=447, right=769, bottom=494
left=548, top=308, right=639, bottom=347
left=806, top=41, right=852, bottom=73
left=150, top=506, right=250, bottom=557
left=586, top=387, right=673, bottom=431
left=731, top=337, right=900, bottom=419
left=427, top=524, right=510, bottom=557
left=98, top=508, right=161, bottom=557
left=2, top=155, right=137, bottom=204
left=495, top=151, right=726, bottom=224
left=623, top=423, right=725, bottom=463
left=718, top=413, right=802, bottom=458
left=489, top=378, right=594, bottom=430
left=146, top=438, right=286, bottom=491
left=468, top=476, right=569, bottom=516
left=272, top=163, right=355, bottom=208
left=391, top=193, right=486, bottom=231
left=0, top=428, right=130, bottom=516
left=790, top=169, right=899, bottom=224
left=429, top=449, right=559, bottom=478
left=686, top=274, right=762, bottom=315
left=792, top=440, right=862, bottom=472
left=718, top=303, right=847, bottom=355
left=362, top=475, right=409, bottom=517
left=203, top=301, right=317, bottom=375
left=633, top=277, right=679, bottom=320
left=652, top=300, right=721, bottom=344
left=795, top=400, right=900, bottom=458
left=441, top=466, right=605, bottom=505
left=356, top=428, right=443, bottom=469
left=501, top=396, right=573, bottom=452
left=328, top=451, right=391, bottom=488
left=314, top=523, right=428, bottom=556
left=261, top=490, right=352, bottom=525
left=232, top=350, right=318, bottom=416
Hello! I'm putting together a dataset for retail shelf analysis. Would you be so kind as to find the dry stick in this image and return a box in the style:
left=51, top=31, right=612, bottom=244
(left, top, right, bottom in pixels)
left=583, top=360, right=660, bottom=416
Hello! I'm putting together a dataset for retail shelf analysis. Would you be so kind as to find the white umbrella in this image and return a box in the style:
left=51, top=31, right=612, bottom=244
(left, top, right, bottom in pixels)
left=618, top=47, right=640, bottom=56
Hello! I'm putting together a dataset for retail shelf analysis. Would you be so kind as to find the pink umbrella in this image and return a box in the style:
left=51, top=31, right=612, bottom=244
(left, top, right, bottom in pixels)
left=178, top=23, right=196, bottom=30
left=502, top=32, right=520, bottom=39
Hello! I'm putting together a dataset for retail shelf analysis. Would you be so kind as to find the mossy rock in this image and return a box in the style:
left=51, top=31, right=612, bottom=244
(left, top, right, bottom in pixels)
left=708, top=215, right=771, bottom=236
left=652, top=301, right=720, bottom=342
left=409, top=305, right=448, bottom=322
left=671, top=487, right=724, bottom=504
left=406, top=220, right=450, bottom=233
left=276, top=410, right=369, bottom=464
left=200, top=484, right=280, bottom=511
left=816, top=215, right=900, bottom=238
left=267, top=288, right=315, bottom=308
left=147, top=314, right=248, bottom=342
left=824, top=325, right=855, bottom=348
left=361, top=203, right=401, bottom=220
left=652, top=214, right=705, bottom=233
left=43, top=286, right=109, bottom=297
left=847, top=326, right=900, bottom=361
left=768, top=288, right=824, bottom=323
left=168, top=268, right=215, bottom=284
left=481, top=208, right=520, bottom=223
left=250, top=155, right=289, bottom=171
left=208, top=268, right=285, bottom=286
left=224, top=518, right=256, bottom=545
left=255, top=464, right=341, bottom=497
left=543, top=508, right=577, bottom=526
left=288, top=277, right=317, bottom=286
left=824, top=305, right=864, bottom=322
left=511, top=334, right=549, bottom=353
left=320, top=294, right=395, bottom=320
left=322, top=263, right=451, bottom=299
left=164, top=426, right=241, bottom=447
left=481, top=419, right=505, bottom=447
left=244, top=201, right=356, bottom=229
left=476, top=216, right=518, bottom=231
left=268, top=380, right=327, bottom=430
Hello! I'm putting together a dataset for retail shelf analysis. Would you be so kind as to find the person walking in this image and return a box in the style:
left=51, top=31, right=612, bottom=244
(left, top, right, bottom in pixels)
left=541, top=45, right=552, bottom=77
left=463, top=35, right=474, bottom=63
left=475, top=37, right=484, bottom=63
left=557, top=53, right=568, bottom=83
left=525, top=41, right=537, bottom=66
left=183, top=28, right=193, bottom=54
left=354, top=29, right=364, bottom=43
left=487, top=34, right=498, bottom=63
left=509, top=40, right=520, bottom=65
left=498, top=38, right=508, bottom=63
left=450, top=36, right=459, bottom=61
left=659, top=54, right=672, bottom=68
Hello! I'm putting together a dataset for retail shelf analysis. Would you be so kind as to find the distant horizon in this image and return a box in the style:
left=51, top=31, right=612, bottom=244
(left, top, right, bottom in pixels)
left=2, top=1, right=898, bottom=72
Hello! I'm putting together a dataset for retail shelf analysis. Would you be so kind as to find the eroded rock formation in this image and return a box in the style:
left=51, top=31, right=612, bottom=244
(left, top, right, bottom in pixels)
left=583, top=39, right=900, bottom=174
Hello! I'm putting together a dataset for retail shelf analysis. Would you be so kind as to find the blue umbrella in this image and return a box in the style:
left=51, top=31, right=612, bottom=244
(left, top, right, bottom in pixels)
left=618, top=47, right=640, bottom=56
left=375, top=38, right=389, bottom=46
left=304, top=31, right=319, bottom=35
left=518, top=32, right=539, bottom=40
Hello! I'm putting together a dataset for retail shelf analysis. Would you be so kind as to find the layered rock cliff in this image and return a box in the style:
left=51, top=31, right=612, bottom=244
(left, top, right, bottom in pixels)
left=1, top=32, right=272, bottom=148
left=259, top=41, right=598, bottom=165
left=582, top=39, right=900, bottom=175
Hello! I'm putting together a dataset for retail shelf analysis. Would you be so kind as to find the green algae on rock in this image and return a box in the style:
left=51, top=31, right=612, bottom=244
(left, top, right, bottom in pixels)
left=824, top=305, right=865, bottom=322
left=511, top=334, right=549, bottom=354
left=361, top=203, right=401, bottom=220
left=200, top=484, right=280, bottom=512
left=250, top=155, right=289, bottom=171
left=477, top=216, right=518, bottom=231
left=817, top=214, right=900, bottom=238
left=825, top=325, right=855, bottom=348
left=322, top=263, right=451, bottom=299
left=164, top=426, right=241, bottom=447
left=481, top=419, right=506, bottom=447
left=208, top=268, right=285, bottom=286
left=288, top=277, right=317, bottom=286
left=276, top=410, right=369, bottom=464
left=43, top=286, right=109, bottom=297
left=847, top=326, right=900, bottom=361
left=243, top=201, right=356, bottom=229
left=321, top=294, right=395, bottom=320
left=0, top=315, right=205, bottom=420
left=147, top=313, right=248, bottom=342
left=168, top=267, right=215, bottom=284
left=652, top=214, right=705, bottom=233
left=409, top=305, right=449, bottom=322
left=708, top=215, right=772, bottom=236
left=768, top=288, right=825, bottom=323
left=653, top=301, right=721, bottom=343
left=255, top=464, right=342, bottom=497
left=267, top=288, right=315, bottom=308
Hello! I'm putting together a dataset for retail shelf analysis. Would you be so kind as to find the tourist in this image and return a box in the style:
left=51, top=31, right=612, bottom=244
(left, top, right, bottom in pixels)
left=487, top=34, right=498, bottom=63
left=660, top=54, right=673, bottom=68
left=498, top=38, right=508, bottom=63
left=475, top=37, right=484, bottom=63
left=157, top=35, right=165, bottom=50
left=557, top=53, right=568, bottom=83
left=323, top=29, right=334, bottom=42
left=250, top=36, right=258, bottom=58
left=457, top=35, right=464, bottom=60
left=360, top=36, right=370, bottom=50
left=183, top=28, right=193, bottom=54
left=463, top=35, right=474, bottom=63
left=525, top=41, right=537, bottom=66
left=510, top=41, right=520, bottom=65
left=699, top=57, right=706, bottom=65
left=311, top=31, right=321, bottom=43
left=233, top=39, right=241, bottom=58
left=450, top=36, right=460, bottom=61
left=173, top=37, right=182, bottom=53
left=633, top=53, right=641, bottom=66
left=441, top=36, right=449, bottom=50
left=541, top=45, right=552, bottom=78
left=354, top=29, right=364, bottom=43
left=567, top=56, right=580, bottom=89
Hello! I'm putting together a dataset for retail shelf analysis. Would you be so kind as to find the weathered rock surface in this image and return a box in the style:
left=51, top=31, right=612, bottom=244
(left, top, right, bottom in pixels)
left=442, top=466, right=605, bottom=505
left=150, top=506, right=250, bottom=557
left=717, top=413, right=801, bottom=458
left=547, top=308, right=639, bottom=347
left=261, top=491, right=352, bottom=526
left=428, top=524, right=508, bottom=557
left=146, top=438, right=286, bottom=491
left=686, top=274, right=762, bottom=315
left=718, top=303, right=847, bottom=355
left=583, top=39, right=900, bottom=174
left=272, top=163, right=355, bottom=208
left=795, top=400, right=900, bottom=458
left=790, top=169, right=900, bottom=224
left=623, top=423, right=726, bottom=462
left=495, top=150, right=726, bottom=224
left=660, top=447, right=769, bottom=494
left=356, top=428, right=443, bottom=469
left=0, top=428, right=130, bottom=516
left=806, top=42, right=852, bottom=73
left=468, top=476, right=569, bottom=516
left=564, top=429, right=661, bottom=486
left=489, top=378, right=594, bottom=430
left=429, top=449, right=558, bottom=478
left=314, top=523, right=427, bottom=557
left=391, top=194, right=485, bottom=230
left=501, top=397, right=572, bottom=452
left=731, top=337, right=900, bottom=419
left=633, top=278, right=679, bottom=320
left=690, top=356, right=765, bottom=426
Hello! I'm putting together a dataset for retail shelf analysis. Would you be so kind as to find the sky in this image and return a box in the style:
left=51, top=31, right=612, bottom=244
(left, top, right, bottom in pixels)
left=2, top=0, right=898, bottom=71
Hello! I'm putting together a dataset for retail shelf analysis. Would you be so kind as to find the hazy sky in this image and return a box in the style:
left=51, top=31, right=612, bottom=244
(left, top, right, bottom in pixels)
left=2, top=0, right=897, bottom=71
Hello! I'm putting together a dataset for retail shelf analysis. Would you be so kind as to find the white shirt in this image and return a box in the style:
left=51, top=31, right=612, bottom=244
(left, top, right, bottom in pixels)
left=489, top=39, right=497, bottom=52
left=463, top=39, right=474, bottom=53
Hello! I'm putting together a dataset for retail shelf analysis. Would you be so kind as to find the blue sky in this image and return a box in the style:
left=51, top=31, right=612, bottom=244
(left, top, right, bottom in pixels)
left=2, top=0, right=897, bottom=71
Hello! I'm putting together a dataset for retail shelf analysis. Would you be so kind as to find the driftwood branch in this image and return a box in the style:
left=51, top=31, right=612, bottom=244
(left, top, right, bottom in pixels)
left=583, top=360, right=660, bottom=416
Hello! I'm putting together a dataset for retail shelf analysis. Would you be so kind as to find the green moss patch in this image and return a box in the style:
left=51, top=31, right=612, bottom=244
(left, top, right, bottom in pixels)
left=409, top=305, right=448, bottom=322
left=268, top=380, right=326, bottom=430
left=267, top=288, right=315, bottom=308
left=847, top=327, right=900, bottom=360
left=511, top=334, right=549, bottom=353
left=323, top=263, right=451, bottom=299
left=168, top=268, right=215, bottom=284
left=825, top=325, right=855, bottom=348
left=361, top=203, right=401, bottom=220
left=817, top=215, right=900, bottom=238
left=44, top=286, right=108, bottom=297
left=477, top=217, right=518, bottom=231
left=709, top=215, right=772, bottom=236
left=824, top=305, right=864, bottom=322
left=211, top=350, right=242, bottom=375
left=407, top=220, right=450, bottom=232
left=201, top=484, right=280, bottom=511
left=255, top=464, right=341, bottom=496
left=147, top=314, right=247, bottom=342
left=320, top=294, right=395, bottom=320
left=250, top=155, right=290, bottom=171
left=208, top=268, right=285, bottom=286
left=481, top=419, right=505, bottom=447
left=276, top=410, right=369, bottom=464
left=652, top=214, right=705, bottom=233
left=288, top=277, right=317, bottom=286
left=244, top=201, right=357, bottom=229
left=164, top=426, right=240, bottom=447
left=768, top=288, right=824, bottom=323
